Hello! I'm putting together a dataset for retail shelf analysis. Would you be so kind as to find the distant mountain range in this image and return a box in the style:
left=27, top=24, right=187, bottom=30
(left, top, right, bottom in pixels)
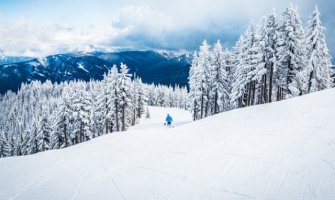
left=0, top=51, right=192, bottom=94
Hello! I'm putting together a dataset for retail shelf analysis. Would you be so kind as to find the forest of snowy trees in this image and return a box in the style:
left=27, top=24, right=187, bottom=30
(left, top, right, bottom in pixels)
left=0, top=64, right=187, bottom=157
left=188, top=4, right=334, bottom=120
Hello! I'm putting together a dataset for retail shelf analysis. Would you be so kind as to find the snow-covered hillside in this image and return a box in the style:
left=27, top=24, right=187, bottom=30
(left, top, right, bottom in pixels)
left=1, top=89, right=335, bottom=200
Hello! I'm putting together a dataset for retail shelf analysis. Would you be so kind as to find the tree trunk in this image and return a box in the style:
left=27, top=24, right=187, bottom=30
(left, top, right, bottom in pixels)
left=263, top=74, right=268, bottom=104
left=115, top=99, right=119, bottom=132
left=238, top=97, right=242, bottom=108
left=193, top=101, right=197, bottom=121
left=80, top=122, right=83, bottom=143
left=121, top=105, right=126, bottom=131
left=105, top=119, right=109, bottom=134
left=204, top=96, right=209, bottom=117
left=64, top=122, right=67, bottom=147
left=308, top=70, right=313, bottom=93
left=251, top=81, right=256, bottom=106
left=268, top=62, right=274, bottom=103
left=109, top=121, right=113, bottom=133
left=247, top=83, right=252, bottom=107
left=287, top=59, right=292, bottom=96
left=200, top=93, right=204, bottom=119
left=214, top=91, right=218, bottom=114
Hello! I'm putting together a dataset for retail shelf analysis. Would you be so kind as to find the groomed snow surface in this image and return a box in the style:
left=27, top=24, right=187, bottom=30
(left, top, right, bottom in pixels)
left=1, top=89, right=335, bottom=200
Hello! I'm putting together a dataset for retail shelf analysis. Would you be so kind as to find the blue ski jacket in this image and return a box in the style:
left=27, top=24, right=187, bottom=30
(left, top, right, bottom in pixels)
left=166, top=115, right=173, bottom=123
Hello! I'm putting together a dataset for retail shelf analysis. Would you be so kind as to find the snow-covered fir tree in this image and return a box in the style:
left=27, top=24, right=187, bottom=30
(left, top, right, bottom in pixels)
left=188, top=40, right=212, bottom=120
left=230, top=24, right=257, bottom=107
left=118, top=63, right=134, bottom=131
left=305, top=5, right=333, bottom=92
left=260, top=9, right=280, bottom=103
left=276, top=4, right=307, bottom=99
left=209, top=40, right=229, bottom=114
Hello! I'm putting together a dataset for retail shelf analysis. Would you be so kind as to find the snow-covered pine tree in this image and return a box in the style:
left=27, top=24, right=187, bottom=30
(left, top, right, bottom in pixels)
left=27, top=118, right=39, bottom=155
left=135, top=77, right=146, bottom=119
left=62, top=89, right=73, bottom=147
left=101, top=66, right=119, bottom=133
left=36, top=111, right=52, bottom=152
left=260, top=9, right=280, bottom=103
left=305, top=5, right=333, bottom=93
left=118, top=63, right=133, bottom=131
left=100, top=71, right=112, bottom=134
left=145, top=84, right=157, bottom=106
left=156, top=85, right=165, bottom=107
left=131, top=75, right=139, bottom=126
left=188, top=52, right=201, bottom=120
left=0, top=131, right=9, bottom=157
left=222, top=49, right=234, bottom=110
left=231, top=24, right=257, bottom=107
left=50, top=104, right=63, bottom=150
left=209, top=40, right=229, bottom=114
left=19, top=128, right=31, bottom=155
left=1, top=132, right=16, bottom=157
left=229, top=37, right=244, bottom=109
left=89, top=82, right=104, bottom=138
left=77, top=87, right=93, bottom=142
left=110, top=66, right=121, bottom=132
left=188, top=40, right=212, bottom=120
left=70, top=87, right=82, bottom=144
left=130, top=76, right=145, bottom=125
left=198, top=40, right=212, bottom=117
left=276, top=4, right=307, bottom=99
left=163, top=86, right=173, bottom=108
left=248, top=22, right=268, bottom=105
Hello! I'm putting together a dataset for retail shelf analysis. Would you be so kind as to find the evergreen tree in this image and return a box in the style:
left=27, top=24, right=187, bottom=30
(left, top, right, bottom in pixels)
left=110, top=66, right=121, bottom=132
left=209, top=40, right=229, bottom=114
left=36, top=112, right=52, bottom=152
left=27, top=119, right=39, bottom=155
left=231, top=24, right=257, bottom=107
left=305, top=5, right=333, bottom=92
left=261, top=10, right=280, bottom=103
left=135, top=78, right=146, bottom=119
left=77, top=88, right=93, bottom=142
left=248, top=23, right=267, bottom=105
left=188, top=40, right=212, bottom=120
left=276, top=4, right=307, bottom=99
left=188, top=52, right=201, bottom=120
left=118, top=63, right=133, bottom=131
left=0, top=131, right=9, bottom=157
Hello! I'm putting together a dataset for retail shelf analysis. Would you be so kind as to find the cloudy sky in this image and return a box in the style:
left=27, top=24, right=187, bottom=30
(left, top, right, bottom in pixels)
left=0, top=0, right=334, bottom=57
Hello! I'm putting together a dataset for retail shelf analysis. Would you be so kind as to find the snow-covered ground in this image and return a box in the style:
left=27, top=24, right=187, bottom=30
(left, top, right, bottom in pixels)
left=1, top=89, right=335, bottom=200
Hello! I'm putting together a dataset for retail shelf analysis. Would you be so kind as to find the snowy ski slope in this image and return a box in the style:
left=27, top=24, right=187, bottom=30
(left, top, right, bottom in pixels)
left=1, top=89, right=335, bottom=200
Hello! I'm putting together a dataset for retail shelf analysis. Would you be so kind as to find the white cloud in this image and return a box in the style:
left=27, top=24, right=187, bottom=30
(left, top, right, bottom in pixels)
left=0, top=16, right=127, bottom=57
left=0, top=0, right=334, bottom=57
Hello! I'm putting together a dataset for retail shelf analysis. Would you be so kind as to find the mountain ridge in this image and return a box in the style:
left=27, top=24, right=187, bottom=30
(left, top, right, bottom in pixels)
left=0, top=50, right=191, bottom=94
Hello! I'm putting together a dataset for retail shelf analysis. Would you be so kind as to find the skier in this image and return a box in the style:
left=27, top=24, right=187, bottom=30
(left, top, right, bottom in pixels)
left=165, top=114, right=173, bottom=127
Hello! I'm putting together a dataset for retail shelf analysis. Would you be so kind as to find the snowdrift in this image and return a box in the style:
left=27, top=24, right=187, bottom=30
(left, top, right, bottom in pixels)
left=1, top=89, right=335, bottom=200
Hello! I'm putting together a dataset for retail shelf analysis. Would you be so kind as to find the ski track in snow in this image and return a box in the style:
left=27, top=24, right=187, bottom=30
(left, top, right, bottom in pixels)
left=71, top=170, right=90, bottom=200
left=8, top=159, right=66, bottom=200
left=101, top=163, right=126, bottom=200
left=1, top=89, right=335, bottom=199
